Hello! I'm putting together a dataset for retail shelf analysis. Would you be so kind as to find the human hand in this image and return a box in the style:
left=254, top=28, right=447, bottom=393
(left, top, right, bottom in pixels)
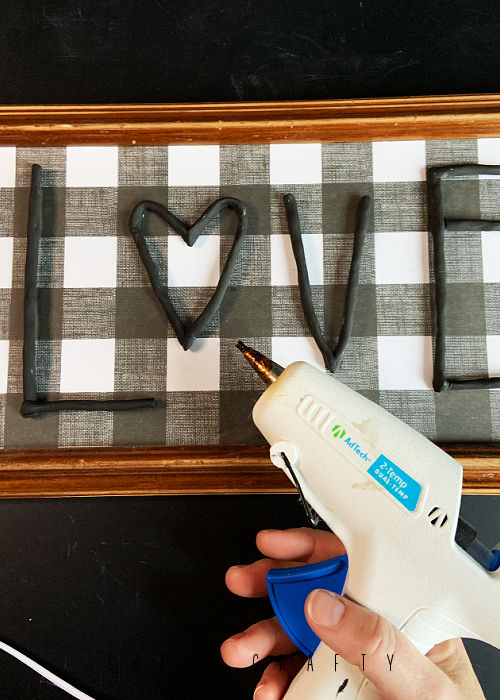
left=221, top=528, right=485, bottom=699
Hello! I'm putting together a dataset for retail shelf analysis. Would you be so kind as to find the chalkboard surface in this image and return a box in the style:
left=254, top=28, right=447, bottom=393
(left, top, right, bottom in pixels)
left=0, top=495, right=499, bottom=699
left=1, top=0, right=500, bottom=105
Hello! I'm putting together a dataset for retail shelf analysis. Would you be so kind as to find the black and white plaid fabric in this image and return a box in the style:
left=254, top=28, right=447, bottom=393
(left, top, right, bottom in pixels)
left=1, top=139, right=500, bottom=448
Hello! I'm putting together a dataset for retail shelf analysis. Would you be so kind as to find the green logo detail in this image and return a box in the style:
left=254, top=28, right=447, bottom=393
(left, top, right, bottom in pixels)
left=331, top=424, right=346, bottom=440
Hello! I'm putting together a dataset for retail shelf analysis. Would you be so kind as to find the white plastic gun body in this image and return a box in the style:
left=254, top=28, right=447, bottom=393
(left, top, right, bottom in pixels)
left=252, top=361, right=500, bottom=700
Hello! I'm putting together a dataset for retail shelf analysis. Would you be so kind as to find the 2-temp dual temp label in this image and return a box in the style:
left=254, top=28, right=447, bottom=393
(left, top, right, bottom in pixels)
left=368, top=454, right=422, bottom=512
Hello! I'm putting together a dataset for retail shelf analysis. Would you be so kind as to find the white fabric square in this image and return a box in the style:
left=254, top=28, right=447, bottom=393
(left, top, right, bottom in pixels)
left=477, top=138, right=500, bottom=165
left=487, top=336, right=500, bottom=377
left=168, top=235, right=219, bottom=287
left=378, top=336, right=432, bottom=390
left=66, top=147, right=119, bottom=187
left=269, top=144, right=322, bottom=184
left=375, top=231, right=429, bottom=284
left=271, top=234, right=323, bottom=286
left=0, top=340, right=8, bottom=393
left=60, top=339, right=115, bottom=393
left=372, top=141, right=426, bottom=182
left=168, top=145, right=220, bottom=186
left=64, top=237, right=117, bottom=288
left=0, top=148, right=16, bottom=187
left=166, top=338, right=220, bottom=391
left=482, top=233, right=500, bottom=282
left=0, top=238, right=14, bottom=288
left=271, top=336, right=324, bottom=370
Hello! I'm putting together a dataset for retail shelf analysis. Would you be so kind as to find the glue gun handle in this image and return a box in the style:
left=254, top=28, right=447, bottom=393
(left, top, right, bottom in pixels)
left=283, top=642, right=380, bottom=700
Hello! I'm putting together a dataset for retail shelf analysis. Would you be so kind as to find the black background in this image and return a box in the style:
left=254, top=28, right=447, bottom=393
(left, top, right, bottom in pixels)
left=1, top=1, right=500, bottom=698
left=0, top=496, right=499, bottom=699
left=1, top=0, right=500, bottom=105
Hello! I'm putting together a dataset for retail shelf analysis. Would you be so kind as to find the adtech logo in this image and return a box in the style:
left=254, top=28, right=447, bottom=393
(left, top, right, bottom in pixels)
left=330, top=424, right=371, bottom=463
left=343, top=436, right=370, bottom=462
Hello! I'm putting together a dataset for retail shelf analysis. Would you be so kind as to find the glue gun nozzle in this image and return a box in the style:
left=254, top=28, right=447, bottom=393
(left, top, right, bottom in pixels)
left=236, top=341, right=283, bottom=386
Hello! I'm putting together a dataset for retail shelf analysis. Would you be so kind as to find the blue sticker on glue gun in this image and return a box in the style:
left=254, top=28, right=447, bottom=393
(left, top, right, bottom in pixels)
left=368, top=454, right=422, bottom=511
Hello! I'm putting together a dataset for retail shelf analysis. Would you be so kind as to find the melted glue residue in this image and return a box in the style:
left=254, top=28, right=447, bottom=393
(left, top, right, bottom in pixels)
left=351, top=418, right=380, bottom=442
left=351, top=480, right=377, bottom=490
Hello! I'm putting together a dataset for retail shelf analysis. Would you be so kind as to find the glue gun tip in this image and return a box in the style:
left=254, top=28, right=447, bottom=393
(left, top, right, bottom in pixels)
left=236, top=340, right=247, bottom=353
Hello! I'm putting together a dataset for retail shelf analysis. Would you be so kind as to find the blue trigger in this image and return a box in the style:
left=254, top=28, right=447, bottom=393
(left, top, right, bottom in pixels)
left=266, top=554, right=348, bottom=658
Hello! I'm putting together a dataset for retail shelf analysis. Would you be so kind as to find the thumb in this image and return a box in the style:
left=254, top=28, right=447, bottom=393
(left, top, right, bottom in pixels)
left=305, top=590, right=458, bottom=700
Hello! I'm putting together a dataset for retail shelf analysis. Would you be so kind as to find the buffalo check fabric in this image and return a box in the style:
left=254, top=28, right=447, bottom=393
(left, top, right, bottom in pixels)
left=1, top=139, right=500, bottom=448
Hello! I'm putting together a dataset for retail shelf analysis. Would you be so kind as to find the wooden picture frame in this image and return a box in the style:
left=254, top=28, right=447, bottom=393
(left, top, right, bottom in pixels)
left=1, top=93, right=500, bottom=497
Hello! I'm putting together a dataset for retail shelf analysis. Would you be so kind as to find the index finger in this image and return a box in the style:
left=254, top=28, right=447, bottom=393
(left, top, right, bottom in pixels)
left=256, top=528, right=345, bottom=564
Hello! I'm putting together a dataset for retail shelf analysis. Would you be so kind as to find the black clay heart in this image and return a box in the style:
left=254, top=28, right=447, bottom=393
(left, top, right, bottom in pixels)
left=129, top=198, right=247, bottom=350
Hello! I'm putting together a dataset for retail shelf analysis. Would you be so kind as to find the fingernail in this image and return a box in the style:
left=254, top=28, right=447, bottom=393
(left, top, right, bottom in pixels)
left=260, top=529, right=279, bottom=534
left=307, top=589, right=345, bottom=627
left=253, top=683, right=265, bottom=699
left=228, top=632, right=245, bottom=641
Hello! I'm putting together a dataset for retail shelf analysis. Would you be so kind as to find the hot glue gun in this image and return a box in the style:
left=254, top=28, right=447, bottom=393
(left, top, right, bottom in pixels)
left=237, top=342, right=500, bottom=700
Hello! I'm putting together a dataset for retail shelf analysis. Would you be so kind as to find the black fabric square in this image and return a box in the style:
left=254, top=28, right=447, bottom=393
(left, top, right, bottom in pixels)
left=219, top=286, right=272, bottom=338
left=219, top=391, right=265, bottom=445
left=219, top=185, right=271, bottom=236
left=435, top=390, right=491, bottom=442
left=113, top=394, right=167, bottom=446
left=445, top=283, right=486, bottom=336
left=115, top=287, right=170, bottom=339
left=324, top=284, right=377, bottom=339
left=3, top=393, right=60, bottom=448
left=322, top=182, right=374, bottom=234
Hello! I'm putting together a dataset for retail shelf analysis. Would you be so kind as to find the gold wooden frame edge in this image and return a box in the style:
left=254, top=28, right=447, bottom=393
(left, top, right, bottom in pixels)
left=1, top=94, right=500, bottom=145
left=0, top=445, right=499, bottom=497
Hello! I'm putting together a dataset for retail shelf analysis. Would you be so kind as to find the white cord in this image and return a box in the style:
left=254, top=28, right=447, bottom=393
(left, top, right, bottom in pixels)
left=0, top=640, right=95, bottom=700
